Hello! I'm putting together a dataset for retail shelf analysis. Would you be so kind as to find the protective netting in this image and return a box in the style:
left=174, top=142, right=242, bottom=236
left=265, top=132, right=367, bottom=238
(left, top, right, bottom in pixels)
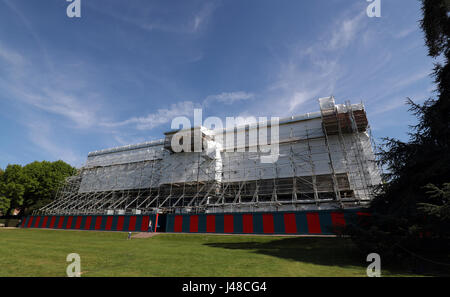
left=38, top=97, right=382, bottom=215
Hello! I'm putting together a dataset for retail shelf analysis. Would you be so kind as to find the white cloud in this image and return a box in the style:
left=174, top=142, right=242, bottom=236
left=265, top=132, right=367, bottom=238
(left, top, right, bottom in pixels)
left=370, top=90, right=429, bottom=116
left=87, top=0, right=218, bottom=34
left=204, top=91, right=255, bottom=105
left=26, top=120, right=84, bottom=167
left=0, top=44, right=25, bottom=66
left=102, top=90, right=255, bottom=131
left=0, top=43, right=104, bottom=166
left=190, top=1, right=218, bottom=33
left=394, top=26, right=418, bottom=39
left=262, top=9, right=367, bottom=116
left=0, top=40, right=102, bottom=130
left=368, top=70, right=432, bottom=115
left=11, top=87, right=100, bottom=129
left=102, top=101, right=198, bottom=130
left=328, top=12, right=365, bottom=50
left=113, top=135, right=146, bottom=146
left=289, top=91, right=317, bottom=112
left=390, top=70, right=430, bottom=90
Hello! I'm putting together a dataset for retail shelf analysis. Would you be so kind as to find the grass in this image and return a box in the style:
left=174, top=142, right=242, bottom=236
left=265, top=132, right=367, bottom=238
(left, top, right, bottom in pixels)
left=0, top=229, right=419, bottom=277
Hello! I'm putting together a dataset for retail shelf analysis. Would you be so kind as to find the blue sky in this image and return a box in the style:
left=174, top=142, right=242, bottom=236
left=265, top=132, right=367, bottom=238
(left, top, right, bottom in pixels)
left=0, top=0, right=436, bottom=168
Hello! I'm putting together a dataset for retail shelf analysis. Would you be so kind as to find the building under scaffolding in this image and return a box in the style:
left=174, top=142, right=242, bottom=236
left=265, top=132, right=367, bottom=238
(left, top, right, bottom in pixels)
left=36, top=97, right=382, bottom=216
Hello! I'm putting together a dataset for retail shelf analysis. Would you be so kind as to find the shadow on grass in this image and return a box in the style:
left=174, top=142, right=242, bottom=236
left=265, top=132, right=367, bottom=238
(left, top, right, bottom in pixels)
left=204, top=237, right=450, bottom=276
left=204, top=237, right=365, bottom=269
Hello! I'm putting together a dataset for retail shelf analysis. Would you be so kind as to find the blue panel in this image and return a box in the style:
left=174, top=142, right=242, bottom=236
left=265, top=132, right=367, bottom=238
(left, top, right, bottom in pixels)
left=253, top=213, right=264, bottom=234
left=233, top=214, right=243, bottom=234
left=80, top=216, right=87, bottom=229
left=273, top=213, right=285, bottom=234
left=123, top=216, right=130, bottom=231
left=99, top=216, right=107, bottom=230
left=319, top=212, right=333, bottom=235
left=37, top=216, right=44, bottom=228
left=62, top=216, right=69, bottom=230
left=295, top=213, right=309, bottom=234
left=45, top=216, right=53, bottom=228
left=89, top=216, right=97, bottom=230
left=137, top=216, right=145, bottom=231
left=166, top=215, right=174, bottom=232
left=111, top=215, right=119, bottom=231
left=215, top=214, right=224, bottom=233
left=70, top=216, right=78, bottom=229
left=182, top=215, right=190, bottom=233
left=198, top=214, right=207, bottom=233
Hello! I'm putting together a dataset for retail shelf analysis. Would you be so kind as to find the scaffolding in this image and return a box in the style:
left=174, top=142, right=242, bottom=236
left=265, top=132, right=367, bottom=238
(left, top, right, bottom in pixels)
left=35, top=97, right=382, bottom=215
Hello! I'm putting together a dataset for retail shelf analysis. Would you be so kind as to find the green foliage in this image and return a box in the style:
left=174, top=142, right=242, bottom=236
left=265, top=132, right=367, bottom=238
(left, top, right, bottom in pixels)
left=0, top=169, right=6, bottom=214
left=0, top=161, right=76, bottom=216
left=0, top=196, right=10, bottom=216
left=0, top=165, right=25, bottom=215
left=346, top=0, right=450, bottom=270
left=418, top=183, right=450, bottom=223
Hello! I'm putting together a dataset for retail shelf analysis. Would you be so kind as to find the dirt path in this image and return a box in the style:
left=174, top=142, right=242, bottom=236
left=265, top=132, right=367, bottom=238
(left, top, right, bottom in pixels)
left=131, top=232, right=160, bottom=239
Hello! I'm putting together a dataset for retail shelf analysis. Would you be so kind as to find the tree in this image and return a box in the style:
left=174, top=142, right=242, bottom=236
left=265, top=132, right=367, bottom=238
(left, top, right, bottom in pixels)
left=0, top=161, right=76, bottom=216
left=0, top=168, right=7, bottom=215
left=418, top=183, right=450, bottom=225
left=21, top=161, right=76, bottom=214
left=0, top=165, right=26, bottom=216
left=346, top=0, right=450, bottom=266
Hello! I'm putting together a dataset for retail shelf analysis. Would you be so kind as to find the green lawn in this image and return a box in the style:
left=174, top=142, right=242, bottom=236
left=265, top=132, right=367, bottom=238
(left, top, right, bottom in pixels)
left=0, top=229, right=418, bottom=277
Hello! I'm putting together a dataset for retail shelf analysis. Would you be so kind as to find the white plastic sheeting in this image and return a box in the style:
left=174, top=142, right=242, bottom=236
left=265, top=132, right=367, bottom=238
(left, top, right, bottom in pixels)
left=76, top=102, right=381, bottom=200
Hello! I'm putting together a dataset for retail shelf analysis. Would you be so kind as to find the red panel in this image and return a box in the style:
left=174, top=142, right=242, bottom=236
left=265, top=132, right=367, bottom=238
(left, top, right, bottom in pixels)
left=174, top=215, right=183, bottom=232
left=190, top=215, right=199, bottom=233
left=141, top=216, right=149, bottom=232
left=224, top=214, right=234, bottom=233
left=105, top=216, right=113, bottom=231
left=21, top=218, right=26, bottom=227
left=57, top=217, right=64, bottom=229
left=155, top=213, right=159, bottom=232
left=66, top=216, right=73, bottom=229
left=49, top=216, right=56, bottom=228
left=84, top=216, right=92, bottom=230
left=75, top=216, right=82, bottom=229
left=243, top=214, right=253, bottom=234
left=128, top=216, right=137, bottom=231
left=116, top=216, right=124, bottom=231
left=357, top=212, right=371, bottom=217
left=27, top=217, right=34, bottom=228
left=284, top=213, right=297, bottom=234
left=41, top=216, right=48, bottom=228
left=94, top=216, right=102, bottom=230
left=263, top=214, right=274, bottom=234
left=34, top=216, right=41, bottom=228
left=206, top=215, right=215, bottom=233
left=331, top=212, right=346, bottom=227
left=306, top=213, right=321, bottom=234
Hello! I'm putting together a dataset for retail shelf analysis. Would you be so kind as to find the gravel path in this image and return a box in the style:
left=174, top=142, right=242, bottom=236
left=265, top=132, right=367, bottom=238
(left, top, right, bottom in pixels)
left=131, top=232, right=160, bottom=238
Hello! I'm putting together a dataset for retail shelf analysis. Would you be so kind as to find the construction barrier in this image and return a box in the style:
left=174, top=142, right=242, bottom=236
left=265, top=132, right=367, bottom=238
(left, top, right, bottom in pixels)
left=165, top=209, right=369, bottom=235
left=20, top=214, right=160, bottom=232
left=21, top=209, right=369, bottom=235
